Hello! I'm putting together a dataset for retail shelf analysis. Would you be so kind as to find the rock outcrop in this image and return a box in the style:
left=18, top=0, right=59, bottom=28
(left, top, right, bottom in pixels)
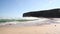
left=23, top=8, right=60, bottom=18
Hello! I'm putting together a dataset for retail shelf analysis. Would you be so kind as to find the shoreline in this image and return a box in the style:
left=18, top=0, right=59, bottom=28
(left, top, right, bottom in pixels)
left=0, top=18, right=60, bottom=34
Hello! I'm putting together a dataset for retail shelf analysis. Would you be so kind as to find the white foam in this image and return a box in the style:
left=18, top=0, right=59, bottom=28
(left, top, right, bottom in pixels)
left=0, top=18, right=60, bottom=26
left=23, top=17, right=39, bottom=20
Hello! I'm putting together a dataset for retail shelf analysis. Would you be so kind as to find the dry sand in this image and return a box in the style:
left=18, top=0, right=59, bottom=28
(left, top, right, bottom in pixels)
left=0, top=23, right=60, bottom=34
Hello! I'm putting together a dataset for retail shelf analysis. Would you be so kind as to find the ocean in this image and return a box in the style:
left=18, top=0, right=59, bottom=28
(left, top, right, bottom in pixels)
left=0, top=17, right=60, bottom=26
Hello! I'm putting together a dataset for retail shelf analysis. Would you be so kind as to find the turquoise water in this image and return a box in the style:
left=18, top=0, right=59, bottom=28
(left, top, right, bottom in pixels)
left=0, top=18, right=60, bottom=26
left=0, top=19, right=36, bottom=23
left=0, top=19, right=37, bottom=26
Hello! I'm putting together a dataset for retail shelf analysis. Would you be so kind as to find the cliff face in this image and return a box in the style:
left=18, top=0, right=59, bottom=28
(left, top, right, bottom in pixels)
left=23, top=8, right=60, bottom=18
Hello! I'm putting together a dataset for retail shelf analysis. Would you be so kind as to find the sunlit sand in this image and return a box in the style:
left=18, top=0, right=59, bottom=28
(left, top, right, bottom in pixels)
left=0, top=23, right=60, bottom=34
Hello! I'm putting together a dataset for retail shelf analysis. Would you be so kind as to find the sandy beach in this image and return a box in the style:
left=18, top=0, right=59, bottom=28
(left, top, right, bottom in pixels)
left=0, top=23, right=60, bottom=34
left=0, top=18, right=60, bottom=34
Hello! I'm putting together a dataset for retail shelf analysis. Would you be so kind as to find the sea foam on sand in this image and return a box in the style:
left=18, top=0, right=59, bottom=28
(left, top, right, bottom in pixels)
left=0, top=17, right=60, bottom=26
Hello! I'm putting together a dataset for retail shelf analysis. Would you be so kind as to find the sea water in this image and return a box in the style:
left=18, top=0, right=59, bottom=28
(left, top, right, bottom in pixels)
left=0, top=17, right=60, bottom=26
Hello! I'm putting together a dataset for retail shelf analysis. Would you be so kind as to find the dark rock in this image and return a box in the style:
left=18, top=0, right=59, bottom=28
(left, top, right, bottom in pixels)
left=23, top=8, right=60, bottom=18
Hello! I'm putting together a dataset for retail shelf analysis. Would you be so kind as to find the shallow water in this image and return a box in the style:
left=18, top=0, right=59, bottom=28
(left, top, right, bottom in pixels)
left=0, top=18, right=60, bottom=26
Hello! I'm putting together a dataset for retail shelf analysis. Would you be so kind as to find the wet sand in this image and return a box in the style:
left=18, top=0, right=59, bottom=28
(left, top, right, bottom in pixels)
left=0, top=23, right=60, bottom=34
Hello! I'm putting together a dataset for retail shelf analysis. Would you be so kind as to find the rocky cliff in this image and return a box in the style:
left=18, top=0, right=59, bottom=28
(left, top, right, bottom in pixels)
left=23, top=8, right=60, bottom=18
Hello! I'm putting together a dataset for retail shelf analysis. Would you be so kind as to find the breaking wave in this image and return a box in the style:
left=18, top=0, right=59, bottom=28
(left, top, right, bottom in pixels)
left=0, top=17, right=60, bottom=26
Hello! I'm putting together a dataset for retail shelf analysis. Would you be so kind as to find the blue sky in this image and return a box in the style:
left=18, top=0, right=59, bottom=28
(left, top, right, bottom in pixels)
left=0, top=0, right=60, bottom=18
